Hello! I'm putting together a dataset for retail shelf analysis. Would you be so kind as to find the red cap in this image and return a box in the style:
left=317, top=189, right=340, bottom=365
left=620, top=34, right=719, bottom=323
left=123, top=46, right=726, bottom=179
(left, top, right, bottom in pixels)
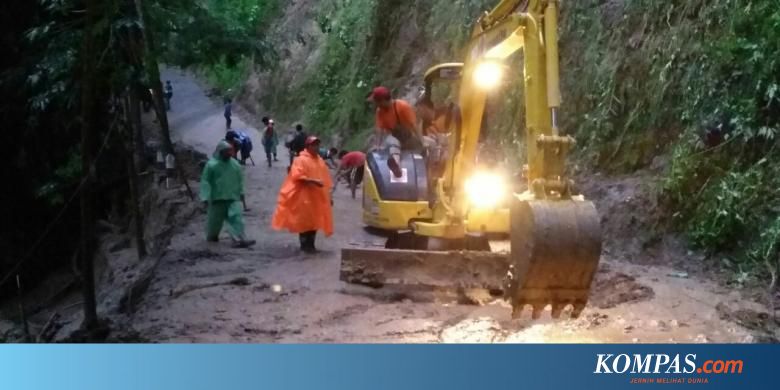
left=366, top=86, right=391, bottom=102
left=305, top=135, right=320, bottom=146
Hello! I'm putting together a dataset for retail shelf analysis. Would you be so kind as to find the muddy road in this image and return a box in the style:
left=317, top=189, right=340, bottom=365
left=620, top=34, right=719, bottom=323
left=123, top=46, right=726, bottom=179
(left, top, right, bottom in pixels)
left=127, top=69, right=772, bottom=343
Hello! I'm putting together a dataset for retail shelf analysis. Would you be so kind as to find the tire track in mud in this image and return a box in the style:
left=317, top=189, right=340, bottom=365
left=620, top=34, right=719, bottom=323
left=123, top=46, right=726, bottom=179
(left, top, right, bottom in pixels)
left=590, top=266, right=655, bottom=309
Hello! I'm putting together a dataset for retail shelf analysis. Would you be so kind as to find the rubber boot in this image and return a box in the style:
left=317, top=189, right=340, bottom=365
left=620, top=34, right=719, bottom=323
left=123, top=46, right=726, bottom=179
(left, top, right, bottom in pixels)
left=300, top=231, right=317, bottom=253
left=231, top=235, right=256, bottom=248
left=299, top=233, right=308, bottom=251
left=306, top=231, right=317, bottom=253
left=232, top=239, right=256, bottom=248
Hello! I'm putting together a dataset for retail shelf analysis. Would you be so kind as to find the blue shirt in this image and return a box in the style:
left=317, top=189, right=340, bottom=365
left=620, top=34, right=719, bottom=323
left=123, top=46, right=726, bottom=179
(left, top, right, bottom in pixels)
left=319, top=148, right=330, bottom=159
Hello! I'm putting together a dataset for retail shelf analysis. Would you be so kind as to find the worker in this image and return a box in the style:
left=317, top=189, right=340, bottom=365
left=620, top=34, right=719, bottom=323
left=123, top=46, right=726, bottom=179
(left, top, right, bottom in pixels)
left=261, top=117, right=279, bottom=167
left=319, top=147, right=339, bottom=169
left=416, top=97, right=456, bottom=136
left=367, top=86, right=421, bottom=178
left=286, top=124, right=308, bottom=170
left=416, top=97, right=459, bottom=179
left=272, top=136, right=333, bottom=253
left=164, top=81, right=173, bottom=111
left=200, top=140, right=255, bottom=248
left=333, top=150, right=366, bottom=199
left=283, top=127, right=296, bottom=171
left=222, top=130, right=252, bottom=211
left=224, top=97, right=233, bottom=130
left=138, top=83, right=153, bottom=112
left=225, top=130, right=254, bottom=166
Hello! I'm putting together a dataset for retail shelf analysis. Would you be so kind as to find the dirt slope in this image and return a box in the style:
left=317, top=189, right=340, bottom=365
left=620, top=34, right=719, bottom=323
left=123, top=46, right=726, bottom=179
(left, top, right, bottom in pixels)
left=125, top=69, right=772, bottom=343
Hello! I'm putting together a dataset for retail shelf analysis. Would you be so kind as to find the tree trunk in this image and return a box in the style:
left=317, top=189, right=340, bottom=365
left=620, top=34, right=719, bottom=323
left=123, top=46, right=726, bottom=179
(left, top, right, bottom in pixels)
left=79, top=0, right=101, bottom=332
left=124, top=97, right=147, bottom=259
left=129, top=85, right=146, bottom=170
left=134, top=0, right=194, bottom=200
left=134, top=0, right=173, bottom=155
left=126, top=151, right=147, bottom=260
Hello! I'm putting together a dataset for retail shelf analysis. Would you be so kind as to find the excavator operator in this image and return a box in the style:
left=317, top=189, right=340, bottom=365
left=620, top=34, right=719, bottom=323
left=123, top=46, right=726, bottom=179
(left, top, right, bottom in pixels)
left=367, top=86, right=422, bottom=178
left=416, top=96, right=460, bottom=181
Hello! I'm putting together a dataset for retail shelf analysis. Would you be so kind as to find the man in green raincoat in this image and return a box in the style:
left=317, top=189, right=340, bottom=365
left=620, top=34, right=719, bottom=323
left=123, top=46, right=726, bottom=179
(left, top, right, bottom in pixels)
left=200, top=140, right=256, bottom=248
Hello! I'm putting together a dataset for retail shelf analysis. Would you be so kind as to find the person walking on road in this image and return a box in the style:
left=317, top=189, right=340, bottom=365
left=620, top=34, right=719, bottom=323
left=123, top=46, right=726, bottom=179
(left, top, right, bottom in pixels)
left=261, top=116, right=279, bottom=167
left=283, top=127, right=296, bottom=167
left=224, top=97, right=233, bottom=130
left=200, top=140, right=255, bottom=248
left=272, top=136, right=333, bottom=253
left=164, top=81, right=173, bottom=111
left=333, top=150, right=366, bottom=199
left=285, top=124, right=308, bottom=172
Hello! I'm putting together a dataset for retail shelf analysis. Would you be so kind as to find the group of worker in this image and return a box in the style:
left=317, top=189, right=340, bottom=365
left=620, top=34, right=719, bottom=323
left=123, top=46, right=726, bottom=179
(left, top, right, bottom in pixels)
left=140, top=80, right=174, bottom=113
left=200, top=116, right=365, bottom=253
left=199, top=84, right=441, bottom=253
left=368, top=86, right=456, bottom=179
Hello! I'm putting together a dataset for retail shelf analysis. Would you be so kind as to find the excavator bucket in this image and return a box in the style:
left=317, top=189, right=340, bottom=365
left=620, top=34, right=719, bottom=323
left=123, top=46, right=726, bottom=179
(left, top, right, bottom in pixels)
left=506, top=199, right=602, bottom=319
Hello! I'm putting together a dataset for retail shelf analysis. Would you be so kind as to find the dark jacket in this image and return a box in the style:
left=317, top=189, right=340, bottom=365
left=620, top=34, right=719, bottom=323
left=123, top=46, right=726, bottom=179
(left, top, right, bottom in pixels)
left=290, top=131, right=308, bottom=154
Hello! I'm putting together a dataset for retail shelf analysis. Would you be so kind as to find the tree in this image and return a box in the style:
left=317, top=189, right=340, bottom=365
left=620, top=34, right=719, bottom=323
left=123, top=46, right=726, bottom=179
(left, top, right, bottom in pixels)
left=79, top=0, right=104, bottom=334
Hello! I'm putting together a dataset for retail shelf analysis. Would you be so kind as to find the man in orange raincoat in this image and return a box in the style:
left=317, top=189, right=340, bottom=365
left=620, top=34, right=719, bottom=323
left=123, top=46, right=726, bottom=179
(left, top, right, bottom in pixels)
left=272, top=136, right=333, bottom=253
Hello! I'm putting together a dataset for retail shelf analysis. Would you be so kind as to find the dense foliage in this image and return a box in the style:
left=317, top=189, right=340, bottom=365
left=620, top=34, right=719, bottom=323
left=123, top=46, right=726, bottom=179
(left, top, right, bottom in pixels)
left=560, top=0, right=780, bottom=285
left=1, top=0, right=97, bottom=297
left=0, top=0, right=279, bottom=298
left=160, top=0, right=280, bottom=92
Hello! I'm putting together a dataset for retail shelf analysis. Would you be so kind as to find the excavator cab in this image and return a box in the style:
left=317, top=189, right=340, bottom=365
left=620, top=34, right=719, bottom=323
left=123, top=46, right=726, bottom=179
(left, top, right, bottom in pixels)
left=361, top=63, right=466, bottom=232
left=416, top=64, right=463, bottom=199
left=417, top=63, right=463, bottom=123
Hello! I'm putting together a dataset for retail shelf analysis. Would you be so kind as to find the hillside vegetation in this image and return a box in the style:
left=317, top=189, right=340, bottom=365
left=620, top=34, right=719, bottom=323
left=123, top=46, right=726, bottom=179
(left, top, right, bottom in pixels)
left=563, top=0, right=780, bottom=287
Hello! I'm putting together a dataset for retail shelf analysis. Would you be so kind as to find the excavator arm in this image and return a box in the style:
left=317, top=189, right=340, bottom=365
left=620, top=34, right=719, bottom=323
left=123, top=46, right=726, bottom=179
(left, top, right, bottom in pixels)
left=415, top=0, right=568, bottom=237
left=477, top=0, right=530, bottom=30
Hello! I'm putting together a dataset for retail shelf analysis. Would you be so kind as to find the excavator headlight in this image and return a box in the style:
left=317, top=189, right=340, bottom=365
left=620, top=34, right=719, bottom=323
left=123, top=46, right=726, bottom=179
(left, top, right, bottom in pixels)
left=474, top=61, right=503, bottom=89
left=465, top=171, right=506, bottom=209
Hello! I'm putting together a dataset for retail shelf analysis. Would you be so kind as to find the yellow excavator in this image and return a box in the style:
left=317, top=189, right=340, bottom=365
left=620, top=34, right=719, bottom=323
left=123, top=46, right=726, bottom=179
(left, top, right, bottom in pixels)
left=341, top=0, right=602, bottom=319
